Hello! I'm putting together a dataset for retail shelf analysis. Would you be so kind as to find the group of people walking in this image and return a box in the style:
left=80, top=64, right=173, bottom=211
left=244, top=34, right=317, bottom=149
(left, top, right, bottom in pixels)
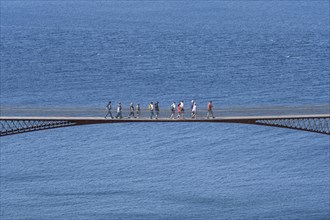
left=105, top=100, right=215, bottom=119
left=105, top=101, right=141, bottom=119
left=148, top=101, right=160, bottom=119
left=170, top=100, right=187, bottom=119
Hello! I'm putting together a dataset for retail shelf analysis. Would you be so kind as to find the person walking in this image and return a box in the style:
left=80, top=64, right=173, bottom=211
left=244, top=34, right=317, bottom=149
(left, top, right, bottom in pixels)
left=180, top=100, right=185, bottom=119
left=105, top=101, right=113, bottom=119
left=155, top=101, right=160, bottom=119
left=128, top=102, right=135, bottom=118
left=136, top=103, right=141, bottom=118
left=170, top=102, right=176, bottom=119
left=115, top=102, right=123, bottom=119
left=207, top=101, right=215, bottom=119
left=191, top=102, right=197, bottom=119
left=191, top=100, right=195, bottom=118
left=148, top=102, right=154, bottom=119
left=177, top=102, right=181, bottom=119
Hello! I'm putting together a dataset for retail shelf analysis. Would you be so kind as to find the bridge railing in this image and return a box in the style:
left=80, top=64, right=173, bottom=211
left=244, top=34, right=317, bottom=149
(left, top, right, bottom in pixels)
left=1, top=105, right=329, bottom=136
left=1, top=105, right=329, bottom=118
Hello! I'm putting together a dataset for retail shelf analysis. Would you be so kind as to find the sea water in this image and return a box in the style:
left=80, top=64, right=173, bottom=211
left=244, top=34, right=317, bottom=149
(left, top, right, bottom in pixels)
left=1, top=1, right=329, bottom=219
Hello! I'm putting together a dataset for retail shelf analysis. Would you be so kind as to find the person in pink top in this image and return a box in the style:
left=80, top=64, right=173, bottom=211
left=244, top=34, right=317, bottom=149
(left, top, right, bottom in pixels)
left=177, top=102, right=181, bottom=118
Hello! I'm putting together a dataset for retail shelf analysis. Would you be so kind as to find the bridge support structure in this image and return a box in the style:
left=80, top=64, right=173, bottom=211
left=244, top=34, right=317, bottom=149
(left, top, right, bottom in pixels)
left=254, top=117, right=330, bottom=135
left=0, top=115, right=329, bottom=137
left=0, top=119, right=77, bottom=136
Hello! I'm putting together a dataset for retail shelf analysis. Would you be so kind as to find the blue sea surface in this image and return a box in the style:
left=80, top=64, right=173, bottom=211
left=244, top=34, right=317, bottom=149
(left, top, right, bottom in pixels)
left=1, top=1, right=329, bottom=219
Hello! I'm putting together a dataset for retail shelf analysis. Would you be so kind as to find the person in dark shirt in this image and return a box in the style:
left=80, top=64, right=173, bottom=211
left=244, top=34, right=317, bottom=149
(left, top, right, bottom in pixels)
left=105, top=101, right=113, bottom=119
left=136, top=103, right=141, bottom=118
left=155, top=101, right=160, bottom=119
left=128, top=102, right=135, bottom=118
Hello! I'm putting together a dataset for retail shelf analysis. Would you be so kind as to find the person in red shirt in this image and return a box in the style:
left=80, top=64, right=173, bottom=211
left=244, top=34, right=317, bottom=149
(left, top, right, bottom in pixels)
left=207, top=101, right=215, bottom=119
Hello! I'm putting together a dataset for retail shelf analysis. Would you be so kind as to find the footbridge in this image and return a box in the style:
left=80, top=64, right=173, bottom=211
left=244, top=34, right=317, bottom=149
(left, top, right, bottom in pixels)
left=1, top=105, right=329, bottom=136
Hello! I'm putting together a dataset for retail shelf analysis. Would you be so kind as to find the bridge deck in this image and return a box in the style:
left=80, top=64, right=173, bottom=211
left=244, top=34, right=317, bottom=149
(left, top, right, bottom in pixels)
left=1, top=105, right=329, bottom=118
left=0, top=114, right=329, bottom=124
left=1, top=106, right=329, bottom=136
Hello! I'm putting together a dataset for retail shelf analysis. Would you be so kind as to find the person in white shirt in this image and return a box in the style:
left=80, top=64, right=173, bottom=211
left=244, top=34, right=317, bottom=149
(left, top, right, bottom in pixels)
left=180, top=100, right=185, bottom=119
left=191, top=102, right=197, bottom=119
left=170, top=102, right=176, bottom=119
left=148, top=102, right=154, bottom=119
left=115, top=102, right=122, bottom=119
left=190, top=100, right=195, bottom=118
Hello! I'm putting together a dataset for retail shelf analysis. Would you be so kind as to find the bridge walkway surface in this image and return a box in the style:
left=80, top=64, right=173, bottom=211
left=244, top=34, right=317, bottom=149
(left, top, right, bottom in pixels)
left=1, top=105, right=329, bottom=136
